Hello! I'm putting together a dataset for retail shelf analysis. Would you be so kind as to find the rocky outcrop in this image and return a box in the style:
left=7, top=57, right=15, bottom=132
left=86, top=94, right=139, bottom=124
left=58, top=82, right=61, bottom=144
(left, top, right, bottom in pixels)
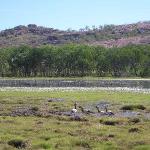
left=0, top=21, right=150, bottom=48
left=92, top=35, right=150, bottom=47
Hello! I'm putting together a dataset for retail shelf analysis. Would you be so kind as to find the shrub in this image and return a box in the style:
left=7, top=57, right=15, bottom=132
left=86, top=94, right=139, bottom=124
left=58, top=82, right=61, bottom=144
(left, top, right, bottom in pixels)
left=121, top=104, right=146, bottom=110
left=129, top=118, right=140, bottom=124
left=70, top=116, right=88, bottom=121
left=40, top=136, right=51, bottom=141
left=108, top=134, right=115, bottom=138
left=31, top=106, right=39, bottom=111
left=100, top=119, right=120, bottom=126
left=8, top=139, right=27, bottom=149
left=121, top=105, right=134, bottom=110
left=129, top=128, right=140, bottom=133
left=39, top=143, right=51, bottom=149
left=136, top=105, right=146, bottom=110
left=104, top=120, right=119, bottom=125
left=75, top=140, right=91, bottom=149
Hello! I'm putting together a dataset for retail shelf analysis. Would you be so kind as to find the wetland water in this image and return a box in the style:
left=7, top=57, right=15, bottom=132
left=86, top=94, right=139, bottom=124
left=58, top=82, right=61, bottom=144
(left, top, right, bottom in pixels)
left=0, top=79, right=150, bottom=93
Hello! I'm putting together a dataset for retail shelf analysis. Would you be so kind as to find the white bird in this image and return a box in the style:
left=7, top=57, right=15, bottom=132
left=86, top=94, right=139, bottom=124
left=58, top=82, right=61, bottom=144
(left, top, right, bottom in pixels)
left=71, top=108, right=77, bottom=113
left=71, top=102, right=77, bottom=113
left=100, top=110, right=105, bottom=113
left=108, top=110, right=112, bottom=113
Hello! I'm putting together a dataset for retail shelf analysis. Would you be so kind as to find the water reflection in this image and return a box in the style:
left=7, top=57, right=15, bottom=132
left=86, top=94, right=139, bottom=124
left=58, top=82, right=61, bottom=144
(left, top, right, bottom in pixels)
left=0, top=79, right=149, bottom=89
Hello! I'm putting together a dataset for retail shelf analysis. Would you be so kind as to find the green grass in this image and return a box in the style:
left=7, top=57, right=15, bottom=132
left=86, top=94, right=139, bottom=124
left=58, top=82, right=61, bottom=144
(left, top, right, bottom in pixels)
left=0, top=90, right=150, bottom=150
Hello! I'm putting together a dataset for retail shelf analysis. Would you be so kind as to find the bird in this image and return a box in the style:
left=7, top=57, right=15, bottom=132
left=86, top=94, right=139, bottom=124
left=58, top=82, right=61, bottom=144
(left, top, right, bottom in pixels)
left=71, top=102, right=77, bottom=113
left=104, top=105, right=108, bottom=112
left=100, top=110, right=105, bottom=114
left=78, top=106, right=93, bottom=114
left=96, top=105, right=114, bottom=115
left=96, top=106, right=105, bottom=114
left=106, top=110, right=114, bottom=116
left=71, top=108, right=77, bottom=113
left=74, top=102, right=77, bottom=109
left=78, top=106, right=84, bottom=113
left=104, top=105, right=114, bottom=115
left=96, top=105, right=100, bottom=113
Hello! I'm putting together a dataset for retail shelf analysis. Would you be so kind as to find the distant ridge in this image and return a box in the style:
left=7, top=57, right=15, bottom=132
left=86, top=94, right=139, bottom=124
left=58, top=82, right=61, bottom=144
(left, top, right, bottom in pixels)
left=0, top=21, right=150, bottom=48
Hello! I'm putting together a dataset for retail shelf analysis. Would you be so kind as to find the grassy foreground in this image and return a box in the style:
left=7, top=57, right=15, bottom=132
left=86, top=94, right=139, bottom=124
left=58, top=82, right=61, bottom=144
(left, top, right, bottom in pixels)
left=0, top=90, right=150, bottom=150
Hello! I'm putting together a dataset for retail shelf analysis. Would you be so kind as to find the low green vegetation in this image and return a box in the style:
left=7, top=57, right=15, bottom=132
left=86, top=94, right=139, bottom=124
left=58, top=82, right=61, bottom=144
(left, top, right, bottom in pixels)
left=0, top=90, right=150, bottom=149
left=121, top=104, right=146, bottom=110
left=0, top=44, right=150, bottom=77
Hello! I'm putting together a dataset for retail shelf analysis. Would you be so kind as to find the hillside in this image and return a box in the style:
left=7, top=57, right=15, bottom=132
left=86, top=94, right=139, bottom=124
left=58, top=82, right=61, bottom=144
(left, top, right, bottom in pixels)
left=0, top=21, right=150, bottom=48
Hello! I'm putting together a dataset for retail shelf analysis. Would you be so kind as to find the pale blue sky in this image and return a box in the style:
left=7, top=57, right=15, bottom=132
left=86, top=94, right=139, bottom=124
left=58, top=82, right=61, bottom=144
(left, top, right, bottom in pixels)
left=0, top=0, right=150, bottom=30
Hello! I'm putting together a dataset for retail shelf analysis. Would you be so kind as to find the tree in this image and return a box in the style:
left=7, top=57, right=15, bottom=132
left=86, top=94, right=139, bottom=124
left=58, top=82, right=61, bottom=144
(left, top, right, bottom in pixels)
left=8, top=46, right=31, bottom=76
left=0, top=49, right=10, bottom=76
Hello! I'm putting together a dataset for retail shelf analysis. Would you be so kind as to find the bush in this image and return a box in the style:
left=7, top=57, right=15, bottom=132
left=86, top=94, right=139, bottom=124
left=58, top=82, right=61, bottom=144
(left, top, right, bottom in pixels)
left=129, top=118, right=140, bottom=124
left=100, top=119, right=120, bottom=126
left=129, top=128, right=140, bottom=133
left=136, top=105, right=146, bottom=110
left=8, top=139, right=27, bottom=149
left=75, top=140, right=91, bottom=149
left=70, top=116, right=88, bottom=121
left=121, top=104, right=146, bottom=110
left=121, top=105, right=134, bottom=110
left=108, top=134, right=115, bottom=138
left=39, top=143, right=51, bottom=149
left=31, top=106, right=39, bottom=111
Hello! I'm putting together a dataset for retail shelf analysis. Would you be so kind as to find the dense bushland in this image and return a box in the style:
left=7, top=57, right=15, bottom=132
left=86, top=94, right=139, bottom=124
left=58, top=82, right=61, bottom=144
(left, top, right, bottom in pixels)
left=0, top=44, right=150, bottom=77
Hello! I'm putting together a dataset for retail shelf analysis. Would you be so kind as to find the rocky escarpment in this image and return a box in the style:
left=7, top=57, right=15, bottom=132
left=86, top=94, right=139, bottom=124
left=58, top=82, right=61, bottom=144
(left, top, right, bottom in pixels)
left=0, top=21, right=150, bottom=48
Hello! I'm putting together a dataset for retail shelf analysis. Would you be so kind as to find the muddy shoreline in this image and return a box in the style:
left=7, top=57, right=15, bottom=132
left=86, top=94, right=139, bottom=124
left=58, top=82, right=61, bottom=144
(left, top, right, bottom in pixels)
left=1, top=102, right=149, bottom=120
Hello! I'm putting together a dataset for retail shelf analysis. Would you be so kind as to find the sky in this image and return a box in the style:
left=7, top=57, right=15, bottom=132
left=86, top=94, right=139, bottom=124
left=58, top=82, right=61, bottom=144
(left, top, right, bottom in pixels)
left=0, top=0, right=150, bottom=30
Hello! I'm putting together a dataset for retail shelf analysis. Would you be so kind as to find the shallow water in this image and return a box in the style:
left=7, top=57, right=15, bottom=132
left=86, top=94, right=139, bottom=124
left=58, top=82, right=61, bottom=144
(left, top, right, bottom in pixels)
left=0, top=79, right=150, bottom=88
left=0, top=79, right=149, bottom=93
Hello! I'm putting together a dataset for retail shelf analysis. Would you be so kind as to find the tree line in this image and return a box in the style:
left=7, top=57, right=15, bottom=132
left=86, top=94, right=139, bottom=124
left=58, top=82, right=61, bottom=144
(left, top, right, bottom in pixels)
left=0, top=44, right=150, bottom=77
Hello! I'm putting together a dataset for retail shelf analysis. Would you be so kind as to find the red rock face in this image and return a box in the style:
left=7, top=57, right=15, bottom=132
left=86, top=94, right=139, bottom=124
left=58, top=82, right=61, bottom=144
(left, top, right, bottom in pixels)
left=0, top=21, right=150, bottom=48
left=92, top=35, right=150, bottom=47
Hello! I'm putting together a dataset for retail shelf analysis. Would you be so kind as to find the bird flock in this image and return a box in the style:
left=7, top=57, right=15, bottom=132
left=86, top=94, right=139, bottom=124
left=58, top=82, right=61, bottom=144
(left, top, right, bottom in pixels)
left=71, top=102, right=114, bottom=116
